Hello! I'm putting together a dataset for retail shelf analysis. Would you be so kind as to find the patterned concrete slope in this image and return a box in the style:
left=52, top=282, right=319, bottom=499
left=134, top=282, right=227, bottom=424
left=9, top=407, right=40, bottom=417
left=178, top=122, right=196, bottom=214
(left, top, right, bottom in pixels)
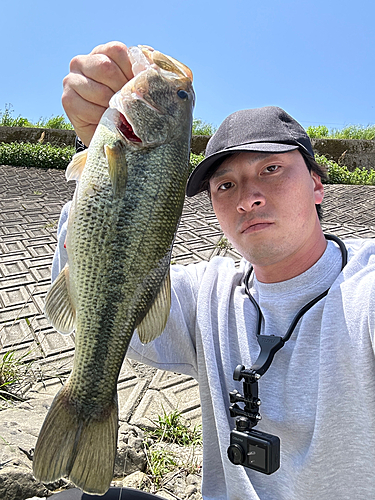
left=0, top=164, right=374, bottom=428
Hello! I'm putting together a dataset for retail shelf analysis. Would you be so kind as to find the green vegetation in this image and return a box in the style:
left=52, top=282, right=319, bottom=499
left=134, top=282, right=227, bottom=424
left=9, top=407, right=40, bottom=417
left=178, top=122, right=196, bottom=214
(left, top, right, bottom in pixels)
left=0, top=142, right=74, bottom=170
left=0, top=350, right=34, bottom=403
left=0, top=104, right=73, bottom=130
left=215, top=236, right=231, bottom=250
left=315, top=155, right=375, bottom=185
left=145, top=447, right=179, bottom=486
left=190, top=152, right=204, bottom=172
left=306, top=124, right=375, bottom=140
left=190, top=152, right=375, bottom=186
left=192, top=119, right=216, bottom=136
left=147, top=408, right=202, bottom=447
left=0, top=109, right=374, bottom=186
left=0, top=104, right=33, bottom=127
left=144, top=408, right=202, bottom=487
left=34, top=115, right=74, bottom=130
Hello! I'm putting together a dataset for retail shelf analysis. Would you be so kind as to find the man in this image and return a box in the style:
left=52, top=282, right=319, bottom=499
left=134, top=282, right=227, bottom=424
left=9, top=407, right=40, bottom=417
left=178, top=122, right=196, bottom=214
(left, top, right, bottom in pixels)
left=55, top=42, right=375, bottom=500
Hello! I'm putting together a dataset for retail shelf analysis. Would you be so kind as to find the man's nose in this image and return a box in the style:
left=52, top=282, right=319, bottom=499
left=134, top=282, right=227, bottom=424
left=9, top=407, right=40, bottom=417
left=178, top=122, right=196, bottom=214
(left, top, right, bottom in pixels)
left=236, top=187, right=266, bottom=213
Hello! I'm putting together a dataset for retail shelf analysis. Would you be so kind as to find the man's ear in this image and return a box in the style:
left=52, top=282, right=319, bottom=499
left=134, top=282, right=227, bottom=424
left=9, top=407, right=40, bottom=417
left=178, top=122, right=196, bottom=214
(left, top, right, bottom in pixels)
left=311, top=171, right=324, bottom=205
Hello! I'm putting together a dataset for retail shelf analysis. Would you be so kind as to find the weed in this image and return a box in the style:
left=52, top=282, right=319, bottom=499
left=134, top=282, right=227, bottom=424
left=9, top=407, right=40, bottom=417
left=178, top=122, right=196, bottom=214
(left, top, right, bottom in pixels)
left=44, top=220, right=58, bottom=229
left=143, top=409, right=202, bottom=488
left=0, top=104, right=33, bottom=128
left=0, top=142, right=74, bottom=170
left=147, top=408, right=202, bottom=447
left=0, top=104, right=73, bottom=130
left=189, top=153, right=205, bottom=174
left=306, top=125, right=329, bottom=138
left=192, top=119, right=216, bottom=136
left=316, top=155, right=375, bottom=185
left=307, top=124, right=375, bottom=140
left=35, top=115, right=73, bottom=130
left=0, top=350, right=34, bottom=403
left=144, top=447, right=178, bottom=486
left=215, top=236, right=231, bottom=250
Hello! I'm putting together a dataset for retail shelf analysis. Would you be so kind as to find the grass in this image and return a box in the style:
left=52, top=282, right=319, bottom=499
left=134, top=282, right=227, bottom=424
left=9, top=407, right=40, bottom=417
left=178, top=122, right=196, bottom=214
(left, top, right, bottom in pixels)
left=147, top=408, right=202, bottom=447
left=0, top=350, right=35, bottom=403
left=306, top=124, right=375, bottom=140
left=143, top=408, right=202, bottom=488
left=315, top=155, right=375, bottom=185
left=215, top=236, right=231, bottom=250
left=0, top=104, right=73, bottom=130
left=190, top=153, right=205, bottom=174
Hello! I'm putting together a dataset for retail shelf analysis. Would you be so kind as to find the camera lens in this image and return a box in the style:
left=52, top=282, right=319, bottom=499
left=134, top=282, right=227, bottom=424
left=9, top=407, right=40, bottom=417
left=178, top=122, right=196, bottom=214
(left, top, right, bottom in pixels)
left=227, top=444, right=245, bottom=465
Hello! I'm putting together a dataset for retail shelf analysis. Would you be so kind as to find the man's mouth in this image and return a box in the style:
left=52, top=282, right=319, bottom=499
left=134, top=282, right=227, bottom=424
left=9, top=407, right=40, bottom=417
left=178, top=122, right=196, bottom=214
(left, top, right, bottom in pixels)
left=241, top=221, right=273, bottom=234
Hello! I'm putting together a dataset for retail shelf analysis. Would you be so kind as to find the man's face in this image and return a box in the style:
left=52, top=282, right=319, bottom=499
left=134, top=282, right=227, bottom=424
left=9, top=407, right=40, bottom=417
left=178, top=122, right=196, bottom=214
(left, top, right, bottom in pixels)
left=209, top=150, right=325, bottom=278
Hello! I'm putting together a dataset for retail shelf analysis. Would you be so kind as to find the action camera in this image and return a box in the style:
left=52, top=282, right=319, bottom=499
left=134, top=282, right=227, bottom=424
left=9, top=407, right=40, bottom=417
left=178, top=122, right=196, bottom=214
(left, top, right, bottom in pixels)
left=228, top=427, right=280, bottom=474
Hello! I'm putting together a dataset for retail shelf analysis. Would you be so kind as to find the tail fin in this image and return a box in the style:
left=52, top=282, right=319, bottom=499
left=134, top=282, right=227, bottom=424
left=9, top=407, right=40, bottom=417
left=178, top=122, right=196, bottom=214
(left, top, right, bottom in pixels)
left=33, top=384, right=118, bottom=494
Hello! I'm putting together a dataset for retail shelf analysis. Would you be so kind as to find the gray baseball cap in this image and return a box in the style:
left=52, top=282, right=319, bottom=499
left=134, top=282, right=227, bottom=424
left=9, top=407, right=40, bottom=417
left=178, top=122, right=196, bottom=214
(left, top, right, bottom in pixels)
left=186, top=106, right=314, bottom=197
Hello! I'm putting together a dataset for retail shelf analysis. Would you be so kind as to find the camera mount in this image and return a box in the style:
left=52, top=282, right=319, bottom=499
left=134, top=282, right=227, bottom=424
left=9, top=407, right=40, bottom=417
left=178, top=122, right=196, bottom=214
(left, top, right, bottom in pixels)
left=227, top=336, right=284, bottom=474
left=229, top=335, right=285, bottom=429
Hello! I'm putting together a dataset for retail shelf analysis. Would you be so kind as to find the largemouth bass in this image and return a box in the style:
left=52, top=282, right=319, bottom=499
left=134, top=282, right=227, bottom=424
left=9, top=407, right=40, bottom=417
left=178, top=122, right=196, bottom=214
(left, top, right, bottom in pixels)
left=33, top=45, right=195, bottom=494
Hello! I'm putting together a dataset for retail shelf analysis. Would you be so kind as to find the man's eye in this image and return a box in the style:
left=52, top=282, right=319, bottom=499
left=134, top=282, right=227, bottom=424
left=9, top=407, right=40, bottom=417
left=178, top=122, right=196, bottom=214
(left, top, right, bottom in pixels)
left=264, top=165, right=279, bottom=173
left=218, top=182, right=233, bottom=191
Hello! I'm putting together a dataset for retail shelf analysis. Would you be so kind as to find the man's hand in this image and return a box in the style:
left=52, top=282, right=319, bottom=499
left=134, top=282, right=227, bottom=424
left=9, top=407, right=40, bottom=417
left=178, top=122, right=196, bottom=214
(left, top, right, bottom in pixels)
left=62, top=41, right=134, bottom=147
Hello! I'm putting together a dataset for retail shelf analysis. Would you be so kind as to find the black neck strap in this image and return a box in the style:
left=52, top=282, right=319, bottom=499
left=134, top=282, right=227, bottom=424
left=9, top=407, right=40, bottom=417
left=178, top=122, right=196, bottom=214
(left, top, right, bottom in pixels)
left=243, top=233, right=347, bottom=375
left=229, top=234, right=348, bottom=428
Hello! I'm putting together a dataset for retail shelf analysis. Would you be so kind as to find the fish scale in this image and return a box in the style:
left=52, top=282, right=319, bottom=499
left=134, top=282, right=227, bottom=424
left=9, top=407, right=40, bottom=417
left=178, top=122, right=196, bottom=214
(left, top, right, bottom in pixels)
left=33, top=45, right=194, bottom=494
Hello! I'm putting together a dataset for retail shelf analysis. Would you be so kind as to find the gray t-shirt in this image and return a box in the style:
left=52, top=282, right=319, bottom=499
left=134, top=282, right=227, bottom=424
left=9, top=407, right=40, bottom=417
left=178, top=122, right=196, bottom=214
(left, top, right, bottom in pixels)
left=53, top=202, right=375, bottom=499
left=128, top=239, right=375, bottom=500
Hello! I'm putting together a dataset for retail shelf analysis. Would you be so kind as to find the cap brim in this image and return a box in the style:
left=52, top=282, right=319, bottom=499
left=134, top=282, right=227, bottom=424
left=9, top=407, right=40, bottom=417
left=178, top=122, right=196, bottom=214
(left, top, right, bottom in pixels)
left=186, top=142, right=299, bottom=197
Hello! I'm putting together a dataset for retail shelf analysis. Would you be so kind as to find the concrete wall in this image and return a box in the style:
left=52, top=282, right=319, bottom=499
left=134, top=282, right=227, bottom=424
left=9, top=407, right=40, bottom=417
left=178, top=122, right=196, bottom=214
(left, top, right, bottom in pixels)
left=191, top=136, right=375, bottom=172
left=0, top=126, right=76, bottom=147
left=311, top=138, right=375, bottom=171
left=1, top=127, right=374, bottom=171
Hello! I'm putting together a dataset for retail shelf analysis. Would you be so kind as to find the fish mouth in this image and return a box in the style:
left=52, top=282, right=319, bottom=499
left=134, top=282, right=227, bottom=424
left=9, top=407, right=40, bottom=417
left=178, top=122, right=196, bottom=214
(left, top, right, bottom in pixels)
left=128, top=45, right=193, bottom=82
left=117, top=112, right=142, bottom=143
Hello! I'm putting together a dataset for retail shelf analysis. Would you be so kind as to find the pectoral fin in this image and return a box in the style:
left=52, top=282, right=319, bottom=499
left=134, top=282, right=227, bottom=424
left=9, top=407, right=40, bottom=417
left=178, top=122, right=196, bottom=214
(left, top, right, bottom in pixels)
left=104, top=140, right=128, bottom=197
left=137, top=271, right=171, bottom=344
left=66, top=150, right=88, bottom=182
left=44, top=265, right=76, bottom=335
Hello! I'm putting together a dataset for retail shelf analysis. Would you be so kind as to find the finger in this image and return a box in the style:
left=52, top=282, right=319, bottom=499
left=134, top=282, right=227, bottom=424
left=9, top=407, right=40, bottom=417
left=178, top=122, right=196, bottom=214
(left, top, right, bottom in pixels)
left=63, top=71, right=115, bottom=109
left=91, top=41, right=134, bottom=81
left=62, top=85, right=107, bottom=146
left=69, top=53, right=128, bottom=95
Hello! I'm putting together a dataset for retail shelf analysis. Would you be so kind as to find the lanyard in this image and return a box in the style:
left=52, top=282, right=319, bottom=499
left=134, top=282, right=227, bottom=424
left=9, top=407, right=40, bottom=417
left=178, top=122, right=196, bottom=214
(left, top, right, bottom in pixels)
left=229, top=234, right=348, bottom=427
left=243, top=233, right=348, bottom=374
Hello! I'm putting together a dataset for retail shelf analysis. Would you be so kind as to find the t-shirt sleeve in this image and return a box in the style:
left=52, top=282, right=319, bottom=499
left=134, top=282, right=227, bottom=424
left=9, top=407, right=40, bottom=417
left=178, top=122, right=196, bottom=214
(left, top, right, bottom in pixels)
left=51, top=200, right=71, bottom=281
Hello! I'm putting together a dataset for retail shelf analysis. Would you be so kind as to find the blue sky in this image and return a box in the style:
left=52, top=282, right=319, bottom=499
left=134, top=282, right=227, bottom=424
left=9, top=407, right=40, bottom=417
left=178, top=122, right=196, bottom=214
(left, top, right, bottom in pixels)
left=1, top=0, right=374, bottom=131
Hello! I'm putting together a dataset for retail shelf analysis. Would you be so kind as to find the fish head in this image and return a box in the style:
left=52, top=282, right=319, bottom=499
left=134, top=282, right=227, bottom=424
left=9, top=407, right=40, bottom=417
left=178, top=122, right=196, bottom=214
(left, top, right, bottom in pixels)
left=109, top=45, right=195, bottom=146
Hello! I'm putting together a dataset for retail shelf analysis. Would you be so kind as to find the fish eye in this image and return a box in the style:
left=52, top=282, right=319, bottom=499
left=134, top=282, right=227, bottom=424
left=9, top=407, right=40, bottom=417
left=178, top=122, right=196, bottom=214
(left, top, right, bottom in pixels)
left=177, top=89, right=188, bottom=99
